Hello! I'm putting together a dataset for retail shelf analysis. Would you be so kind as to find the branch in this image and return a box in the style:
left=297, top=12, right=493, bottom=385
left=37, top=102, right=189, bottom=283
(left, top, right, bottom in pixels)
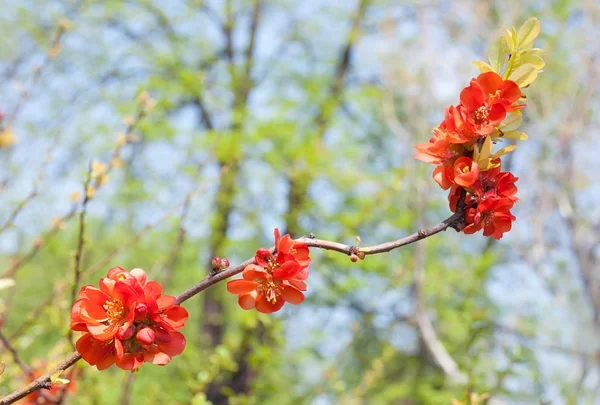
left=0, top=328, right=33, bottom=379
left=0, top=352, right=81, bottom=405
left=1, top=210, right=464, bottom=403
left=176, top=210, right=463, bottom=305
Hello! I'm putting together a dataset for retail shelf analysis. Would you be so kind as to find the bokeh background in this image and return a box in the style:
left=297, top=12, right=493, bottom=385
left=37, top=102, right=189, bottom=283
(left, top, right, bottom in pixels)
left=0, top=0, right=599, bottom=404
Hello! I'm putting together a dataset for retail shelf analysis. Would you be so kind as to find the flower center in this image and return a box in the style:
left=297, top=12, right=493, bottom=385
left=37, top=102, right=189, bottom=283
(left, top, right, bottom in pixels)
left=462, top=166, right=470, bottom=173
left=260, top=279, right=281, bottom=304
left=474, top=106, right=489, bottom=123
left=103, top=299, right=125, bottom=321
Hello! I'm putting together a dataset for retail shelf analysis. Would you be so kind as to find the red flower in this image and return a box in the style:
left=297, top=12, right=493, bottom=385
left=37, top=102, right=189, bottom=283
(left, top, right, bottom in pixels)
left=433, top=165, right=454, bottom=190
left=227, top=229, right=311, bottom=313
left=227, top=264, right=305, bottom=313
left=452, top=157, right=480, bottom=188
left=460, top=72, right=521, bottom=135
left=274, top=228, right=311, bottom=268
left=464, top=197, right=516, bottom=239
left=71, top=267, right=188, bottom=371
left=472, top=166, right=519, bottom=203
left=76, top=333, right=117, bottom=370
left=70, top=278, right=139, bottom=341
left=142, top=281, right=189, bottom=331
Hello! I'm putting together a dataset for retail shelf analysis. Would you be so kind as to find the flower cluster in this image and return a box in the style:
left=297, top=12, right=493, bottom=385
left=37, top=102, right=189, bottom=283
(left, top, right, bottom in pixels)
left=227, top=229, right=311, bottom=313
left=70, top=267, right=188, bottom=371
left=414, top=18, right=544, bottom=239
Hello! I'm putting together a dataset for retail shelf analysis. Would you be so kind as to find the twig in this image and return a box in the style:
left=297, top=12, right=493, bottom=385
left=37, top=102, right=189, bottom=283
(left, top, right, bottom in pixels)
left=162, top=194, right=192, bottom=286
left=0, top=135, right=60, bottom=235
left=67, top=163, right=94, bottom=346
left=0, top=328, right=33, bottom=379
left=0, top=352, right=81, bottom=405
left=5, top=21, right=69, bottom=128
left=2, top=206, right=78, bottom=278
left=1, top=210, right=464, bottom=403
left=119, top=372, right=135, bottom=405
left=176, top=210, right=463, bottom=305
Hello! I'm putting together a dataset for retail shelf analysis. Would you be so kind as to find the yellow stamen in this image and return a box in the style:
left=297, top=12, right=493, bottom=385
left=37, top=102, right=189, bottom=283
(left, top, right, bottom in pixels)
left=103, top=300, right=125, bottom=321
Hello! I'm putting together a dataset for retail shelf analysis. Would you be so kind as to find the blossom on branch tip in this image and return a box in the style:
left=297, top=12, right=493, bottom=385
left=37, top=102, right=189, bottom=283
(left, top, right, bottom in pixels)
left=412, top=21, right=544, bottom=239
left=71, top=267, right=188, bottom=371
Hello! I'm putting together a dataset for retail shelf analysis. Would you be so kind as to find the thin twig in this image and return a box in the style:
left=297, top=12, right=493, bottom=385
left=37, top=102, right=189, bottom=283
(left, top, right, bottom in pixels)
left=176, top=210, right=463, bottom=305
left=2, top=206, right=78, bottom=278
left=0, top=352, right=81, bottom=405
left=162, top=194, right=192, bottom=286
left=0, top=134, right=61, bottom=235
left=67, top=163, right=94, bottom=346
left=0, top=329, right=33, bottom=379
left=2, top=210, right=464, bottom=403
left=119, top=372, right=135, bottom=405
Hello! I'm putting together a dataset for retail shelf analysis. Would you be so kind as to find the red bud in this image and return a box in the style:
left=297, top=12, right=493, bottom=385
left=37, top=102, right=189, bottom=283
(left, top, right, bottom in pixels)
left=117, top=326, right=134, bottom=340
left=136, top=327, right=156, bottom=345
left=134, top=303, right=147, bottom=321
left=256, top=248, right=271, bottom=258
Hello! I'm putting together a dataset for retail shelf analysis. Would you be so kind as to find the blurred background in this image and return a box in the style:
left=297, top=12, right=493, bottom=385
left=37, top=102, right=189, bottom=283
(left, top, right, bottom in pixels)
left=0, top=0, right=599, bottom=404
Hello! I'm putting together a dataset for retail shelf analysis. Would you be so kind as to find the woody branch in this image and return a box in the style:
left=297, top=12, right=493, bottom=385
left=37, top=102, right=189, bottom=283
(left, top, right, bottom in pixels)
left=0, top=208, right=465, bottom=404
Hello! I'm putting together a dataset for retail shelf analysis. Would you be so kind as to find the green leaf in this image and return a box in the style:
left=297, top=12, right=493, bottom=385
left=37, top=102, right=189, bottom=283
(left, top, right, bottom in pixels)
left=504, top=28, right=515, bottom=52
left=502, top=130, right=528, bottom=140
left=488, top=36, right=504, bottom=72
left=508, top=64, right=539, bottom=87
left=517, top=18, right=541, bottom=49
left=517, top=53, right=545, bottom=69
left=499, top=113, right=523, bottom=132
left=472, top=61, right=495, bottom=73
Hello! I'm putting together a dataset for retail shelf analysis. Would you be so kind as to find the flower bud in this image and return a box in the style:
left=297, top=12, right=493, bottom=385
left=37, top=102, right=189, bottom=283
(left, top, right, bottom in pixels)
left=136, top=327, right=156, bottom=345
left=211, top=257, right=222, bottom=270
left=350, top=253, right=359, bottom=263
left=134, top=303, right=148, bottom=321
left=117, top=325, right=134, bottom=340
left=219, top=258, right=230, bottom=269
left=256, top=248, right=271, bottom=258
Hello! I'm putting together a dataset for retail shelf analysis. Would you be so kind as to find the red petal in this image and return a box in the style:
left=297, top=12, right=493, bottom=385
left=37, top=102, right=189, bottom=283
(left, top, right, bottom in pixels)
left=159, top=306, right=188, bottom=330
left=282, top=285, right=304, bottom=305
left=477, top=72, right=503, bottom=95
left=255, top=294, right=284, bottom=313
left=238, top=293, right=257, bottom=310
left=272, top=260, right=300, bottom=279
left=242, top=264, right=268, bottom=280
left=487, top=103, right=507, bottom=124
left=227, top=279, right=258, bottom=294
left=460, top=80, right=485, bottom=111
left=274, top=228, right=281, bottom=246
left=158, top=331, right=186, bottom=357
left=289, top=279, right=307, bottom=291
left=500, top=80, right=521, bottom=103
left=156, top=295, right=176, bottom=310
left=144, top=281, right=163, bottom=298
